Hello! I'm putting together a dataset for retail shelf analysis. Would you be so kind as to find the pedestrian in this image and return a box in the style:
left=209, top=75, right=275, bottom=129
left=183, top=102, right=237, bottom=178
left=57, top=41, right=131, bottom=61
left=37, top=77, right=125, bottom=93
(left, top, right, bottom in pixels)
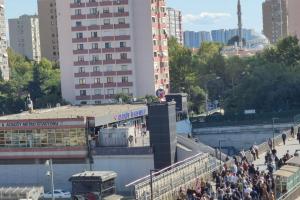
left=282, top=133, right=287, bottom=145
left=291, top=126, right=294, bottom=138
left=250, top=146, right=256, bottom=161
left=297, top=131, right=300, bottom=144
left=268, top=138, right=272, bottom=150
left=253, top=143, right=259, bottom=159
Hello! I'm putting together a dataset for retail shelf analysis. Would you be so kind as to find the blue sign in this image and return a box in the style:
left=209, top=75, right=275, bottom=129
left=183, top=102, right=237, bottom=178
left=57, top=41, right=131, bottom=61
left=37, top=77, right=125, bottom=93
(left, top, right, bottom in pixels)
left=114, top=109, right=147, bottom=121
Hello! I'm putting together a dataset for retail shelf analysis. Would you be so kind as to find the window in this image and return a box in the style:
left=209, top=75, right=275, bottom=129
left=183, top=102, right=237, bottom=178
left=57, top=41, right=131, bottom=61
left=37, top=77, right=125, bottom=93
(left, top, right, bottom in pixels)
left=78, top=56, right=84, bottom=61
left=91, top=32, right=98, bottom=38
left=80, top=90, right=87, bottom=96
left=120, top=53, right=127, bottom=59
left=103, top=8, right=109, bottom=13
left=92, top=43, right=98, bottom=49
left=121, top=76, right=128, bottom=83
left=122, top=88, right=129, bottom=94
left=74, top=0, right=81, bottom=3
left=104, top=19, right=110, bottom=25
left=107, top=89, right=114, bottom=95
left=76, top=32, right=83, bottom=38
left=79, top=78, right=86, bottom=84
left=121, top=65, right=128, bottom=71
left=76, top=21, right=82, bottom=27
left=118, top=7, right=125, bottom=13
left=78, top=67, right=85, bottom=73
left=75, top=9, right=81, bottom=15
left=89, top=0, right=96, bottom=2
left=92, top=55, right=99, bottom=61
left=105, top=42, right=111, bottom=48
left=118, top=18, right=125, bottom=24
left=93, top=66, right=100, bottom=72
left=107, top=77, right=113, bottom=83
left=94, top=78, right=101, bottom=84
left=77, top=44, right=84, bottom=50
left=90, top=8, right=98, bottom=15
left=120, top=42, right=126, bottom=48
left=105, top=54, right=112, bottom=60
left=94, top=89, right=101, bottom=95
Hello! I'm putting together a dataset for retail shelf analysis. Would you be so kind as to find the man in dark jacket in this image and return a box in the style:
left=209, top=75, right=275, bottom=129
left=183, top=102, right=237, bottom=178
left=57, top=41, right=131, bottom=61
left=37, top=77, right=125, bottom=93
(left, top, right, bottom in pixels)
left=282, top=133, right=287, bottom=145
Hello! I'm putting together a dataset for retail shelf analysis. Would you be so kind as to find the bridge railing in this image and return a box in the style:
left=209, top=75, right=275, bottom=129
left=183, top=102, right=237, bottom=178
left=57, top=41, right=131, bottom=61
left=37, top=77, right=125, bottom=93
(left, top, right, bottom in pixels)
left=126, top=153, right=220, bottom=200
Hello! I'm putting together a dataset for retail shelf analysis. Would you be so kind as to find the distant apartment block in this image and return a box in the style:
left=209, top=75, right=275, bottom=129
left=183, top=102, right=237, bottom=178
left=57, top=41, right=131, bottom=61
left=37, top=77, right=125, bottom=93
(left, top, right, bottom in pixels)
left=183, top=31, right=211, bottom=48
left=8, top=15, right=41, bottom=62
left=0, top=0, right=9, bottom=80
left=262, top=0, right=288, bottom=43
left=287, top=0, right=300, bottom=40
left=38, top=0, right=60, bottom=63
left=56, top=0, right=170, bottom=105
left=166, top=7, right=183, bottom=44
left=211, top=29, right=256, bottom=44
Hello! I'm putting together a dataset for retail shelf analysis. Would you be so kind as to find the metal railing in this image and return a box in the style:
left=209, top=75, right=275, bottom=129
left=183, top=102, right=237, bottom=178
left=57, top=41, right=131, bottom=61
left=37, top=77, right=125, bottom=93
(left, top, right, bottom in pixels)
left=277, top=181, right=300, bottom=200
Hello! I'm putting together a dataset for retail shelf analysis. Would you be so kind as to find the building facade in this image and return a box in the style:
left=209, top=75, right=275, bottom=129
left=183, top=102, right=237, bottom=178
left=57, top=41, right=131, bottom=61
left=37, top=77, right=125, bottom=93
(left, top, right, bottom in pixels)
left=183, top=31, right=211, bottom=48
left=8, top=15, right=41, bottom=62
left=262, top=0, right=288, bottom=44
left=165, top=7, right=183, bottom=44
left=0, top=0, right=9, bottom=80
left=211, top=28, right=256, bottom=45
left=287, top=0, right=300, bottom=40
left=57, top=0, right=170, bottom=105
left=38, top=0, right=60, bottom=63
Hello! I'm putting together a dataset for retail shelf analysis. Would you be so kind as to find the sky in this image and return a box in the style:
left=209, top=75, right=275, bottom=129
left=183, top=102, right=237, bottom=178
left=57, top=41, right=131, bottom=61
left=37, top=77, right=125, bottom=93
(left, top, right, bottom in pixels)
left=5, top=0, right=264, bottom=33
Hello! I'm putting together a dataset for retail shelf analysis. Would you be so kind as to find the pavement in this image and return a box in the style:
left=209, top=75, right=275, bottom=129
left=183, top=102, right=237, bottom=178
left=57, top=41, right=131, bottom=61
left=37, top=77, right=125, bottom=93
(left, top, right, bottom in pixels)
left=253, top=136, right=300, bottom=171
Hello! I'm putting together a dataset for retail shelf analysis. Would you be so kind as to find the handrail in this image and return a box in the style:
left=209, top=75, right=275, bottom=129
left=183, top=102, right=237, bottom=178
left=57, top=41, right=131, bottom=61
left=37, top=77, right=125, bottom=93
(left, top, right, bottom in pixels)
left=277, top=181, right=300, bottom=200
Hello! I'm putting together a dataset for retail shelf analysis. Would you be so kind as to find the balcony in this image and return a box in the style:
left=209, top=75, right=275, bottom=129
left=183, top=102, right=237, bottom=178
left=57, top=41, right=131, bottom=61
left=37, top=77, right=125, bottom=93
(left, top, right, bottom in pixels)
left=105, top=94, right=116, bottom=99
left=114, top=12, right=129, bottom=17
left=100, top=13, right=113, bottom=18
left=71, top=26, right=87, bottom=31
left=117, top=82, right=133, bottom=87
left=115, top=47, right=131, bottom=52
left=116, top=58, right=132, bottom=64
left=75, top=84, right=90, bottom=89
left=91, top=83, right=103, bottom=88
left=87, top=14, right=99, bottom=19
left=101, top=24, right=114, bottom=30
left=102, top=36, right=115, bottom=41
left=74, top=61, right=89, bottom=66
left=90, top=71, right=103, bottom=76
left=104, top=82, right=117, bottom=87
left=88, top=25, right=100, bottom=30
left=70, top=3, right=86, bottom=8
left=74, top=72, right=90, bottom=77
left=71, top=14, right=86, bottom=20
left=103, top=60, right=116, bottom=65
left=89, top=49, right=102, bottom=54
left=113, top=0, right=128, bottom=5
left=86, top=1, right=98, bottom=7
left=102, top=48, right=115, bottom=53
left=72, top=38, right=87, bottom=43
left=90, top=60, right=102, bottom=65
left=73, top=49, right=89, bottom=54
left=92, top=95, right=104, bottom=100
left=114, top=24, right=130, bottom=29
left=103, top=71, right=116, bottom=76
left=76, top=95, right=91, bottom=100
left=117, top=70, right=132, bottom=75
left=100, top=1, right=113, bottom=6
left=88, top=37, right=101, bottom=42
left=115, top=35, right=130, bottom=40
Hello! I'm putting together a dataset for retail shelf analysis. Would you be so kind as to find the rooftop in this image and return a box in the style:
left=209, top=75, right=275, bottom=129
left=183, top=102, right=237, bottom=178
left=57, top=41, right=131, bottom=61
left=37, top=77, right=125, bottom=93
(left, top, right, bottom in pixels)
left=0, top=104, right=147, bottom=120
left=69, top=171, right=117, bottom=182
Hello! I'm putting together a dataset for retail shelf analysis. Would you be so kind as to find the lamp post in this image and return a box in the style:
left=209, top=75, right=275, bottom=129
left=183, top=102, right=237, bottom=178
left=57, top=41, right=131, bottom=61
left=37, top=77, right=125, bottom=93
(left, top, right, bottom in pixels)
left=272, top=117, right=279, bottom=149
left=45, top=159, right=55, bottom=200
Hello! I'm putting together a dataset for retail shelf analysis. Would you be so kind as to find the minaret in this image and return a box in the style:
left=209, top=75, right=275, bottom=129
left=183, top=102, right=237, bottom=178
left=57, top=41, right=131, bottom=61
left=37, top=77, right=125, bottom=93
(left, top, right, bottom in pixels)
left=237, top=0, right=243, bottom=47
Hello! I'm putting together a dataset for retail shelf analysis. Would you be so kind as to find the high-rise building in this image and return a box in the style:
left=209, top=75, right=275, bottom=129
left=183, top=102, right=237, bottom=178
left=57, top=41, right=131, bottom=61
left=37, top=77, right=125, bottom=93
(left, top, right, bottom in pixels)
left=0, top=0, right=9, bottom=80
left=8, top=15, right=41, bottom=62
left=56, top=0, right=169, bottom=105
left=183, top=31, right=211, bottom=48
left=212, top=29, right=256, bottom=45
left=211, top=29, right=226, bottom=44
left=165, top=7, right=183, bottom=44
left=38, top=0, right=60, bottom=63
left=262, top=0, right=288, bottom=44
left=287, top=0, right=300, bottom=39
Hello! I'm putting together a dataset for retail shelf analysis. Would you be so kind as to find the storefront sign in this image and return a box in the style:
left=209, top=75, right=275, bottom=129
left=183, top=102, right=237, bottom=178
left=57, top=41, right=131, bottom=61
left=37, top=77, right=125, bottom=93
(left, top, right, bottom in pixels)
left=114, top=108, right=147, bottom=121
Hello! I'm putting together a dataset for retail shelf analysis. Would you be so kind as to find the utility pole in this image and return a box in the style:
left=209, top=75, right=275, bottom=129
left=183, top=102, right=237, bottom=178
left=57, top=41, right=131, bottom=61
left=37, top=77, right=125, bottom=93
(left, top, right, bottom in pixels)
left=45, top=159, right=55, bottom=200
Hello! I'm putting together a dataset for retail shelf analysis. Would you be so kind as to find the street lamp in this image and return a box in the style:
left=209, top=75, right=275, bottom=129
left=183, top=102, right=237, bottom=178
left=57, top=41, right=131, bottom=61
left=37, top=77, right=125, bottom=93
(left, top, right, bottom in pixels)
left=45, top=159, right=55, bottom=200
left=272, top=117, right=279, bottom=149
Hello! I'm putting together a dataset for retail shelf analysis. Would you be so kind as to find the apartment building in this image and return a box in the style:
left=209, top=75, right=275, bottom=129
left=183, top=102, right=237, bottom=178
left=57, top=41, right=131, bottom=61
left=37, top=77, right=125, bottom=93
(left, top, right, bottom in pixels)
left=165, top=7, right=183, bottom=44
left=287, top=0, right=300, bottom=40
left=56, top=0, right=169, bottom=105
left=38, top=0, right=60, bottom=63
left=8, top=15, right=41, bottom=62
left=0, top=0, right=9, bottom=80
left=183, top=31, right=211, bottom=48
left=262, top=0, right=288, bottom=44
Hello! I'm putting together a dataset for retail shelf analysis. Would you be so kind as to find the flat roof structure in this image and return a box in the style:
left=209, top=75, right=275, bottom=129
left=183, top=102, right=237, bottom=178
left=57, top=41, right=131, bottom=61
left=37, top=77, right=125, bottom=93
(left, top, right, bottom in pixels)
left=70, top=171, right=117, bottom=182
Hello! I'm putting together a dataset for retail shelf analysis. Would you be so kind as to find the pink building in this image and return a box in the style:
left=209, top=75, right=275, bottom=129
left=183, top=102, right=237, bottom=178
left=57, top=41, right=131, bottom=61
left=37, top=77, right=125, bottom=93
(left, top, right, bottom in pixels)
left=56, top=0, right=170, bottom=105
left=287, top=0, right=300, bottom=40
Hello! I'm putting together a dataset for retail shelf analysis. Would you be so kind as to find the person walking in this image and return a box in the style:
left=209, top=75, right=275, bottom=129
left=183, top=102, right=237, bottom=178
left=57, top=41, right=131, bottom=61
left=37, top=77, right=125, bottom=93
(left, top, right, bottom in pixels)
left=268, top=138, right=272, bottom=149
left=297, top=131, right=300, bottom=144
left=291, top=126, right=294, bottom=138
left=282, top=133, right=287, bottom=145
